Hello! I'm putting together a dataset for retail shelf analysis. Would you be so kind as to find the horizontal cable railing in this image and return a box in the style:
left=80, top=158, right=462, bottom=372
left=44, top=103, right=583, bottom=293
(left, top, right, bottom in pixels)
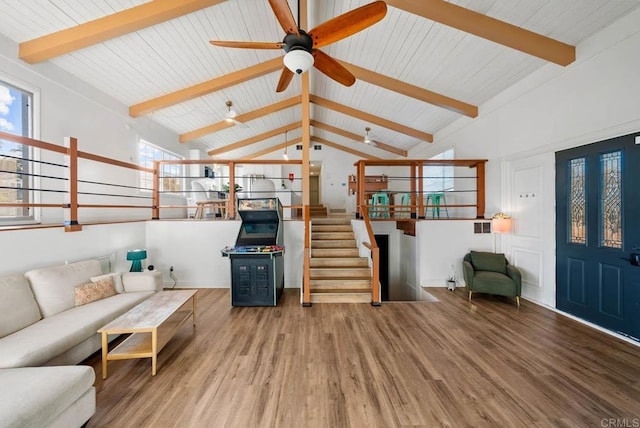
left=352, top=159, right=488, bottom=220
left=0, top=131, right=305, bottom=230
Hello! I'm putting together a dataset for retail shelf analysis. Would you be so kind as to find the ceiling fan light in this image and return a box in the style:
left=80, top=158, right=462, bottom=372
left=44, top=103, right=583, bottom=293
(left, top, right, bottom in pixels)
left=283, top=49, right=314, bottom=75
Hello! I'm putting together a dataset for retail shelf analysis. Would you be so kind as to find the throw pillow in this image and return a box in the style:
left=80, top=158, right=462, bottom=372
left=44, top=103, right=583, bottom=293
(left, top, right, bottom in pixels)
left=470, top=251, right=508, bottom=274
left=90, top=272, right=124, bottom=293
left=74, top=276, right=116, bottom=306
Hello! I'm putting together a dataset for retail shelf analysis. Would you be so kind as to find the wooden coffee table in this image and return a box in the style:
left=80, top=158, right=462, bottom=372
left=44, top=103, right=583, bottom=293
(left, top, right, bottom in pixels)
left=98, top=290, right=197, bottom=379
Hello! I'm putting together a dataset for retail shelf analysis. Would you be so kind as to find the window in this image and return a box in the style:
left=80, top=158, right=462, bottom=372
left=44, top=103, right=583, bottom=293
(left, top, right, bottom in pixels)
left=423, top=148, right=454, bottom=193
left=0, top=79, right=35, bottom=223
left=138, top=139, right=183, bottom=193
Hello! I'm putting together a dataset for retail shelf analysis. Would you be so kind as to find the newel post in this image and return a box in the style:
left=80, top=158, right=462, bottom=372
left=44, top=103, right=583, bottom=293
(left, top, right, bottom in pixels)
left=64, top=137, right=82, bottom=232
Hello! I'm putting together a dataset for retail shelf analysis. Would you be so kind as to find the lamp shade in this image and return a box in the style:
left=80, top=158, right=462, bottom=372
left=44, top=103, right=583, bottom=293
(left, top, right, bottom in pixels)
left=492, top=213, right=512, bottom=234
left=283, top=49, right=314, bottom=75
left=126, top=249, right=147, bottom=272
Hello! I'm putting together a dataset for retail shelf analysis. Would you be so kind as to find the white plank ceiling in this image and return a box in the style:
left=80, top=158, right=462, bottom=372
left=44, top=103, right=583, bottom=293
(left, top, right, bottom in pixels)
left=0, top=0, right=638, bottom=159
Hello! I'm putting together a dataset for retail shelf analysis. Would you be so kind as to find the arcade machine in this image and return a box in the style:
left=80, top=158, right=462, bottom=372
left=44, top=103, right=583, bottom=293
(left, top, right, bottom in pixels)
left=221, top=198, right=285, bottom=306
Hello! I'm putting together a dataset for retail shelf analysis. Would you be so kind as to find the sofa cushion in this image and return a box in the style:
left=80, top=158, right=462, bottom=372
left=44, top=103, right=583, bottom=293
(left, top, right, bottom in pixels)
left=0, top=366, right=95, bottom=428
left=470, top=251, right=507, bottom=274
left=90, top=272, right=124, bottom=293
left=74, top=277, right=116, bottom=306
left=123, top=270, right=163, bottom=292
left=0, top=291, right=152, bottom=368
left=0, top=274, right=41, bottom=339
left=25, top=260, right=102, bottom=318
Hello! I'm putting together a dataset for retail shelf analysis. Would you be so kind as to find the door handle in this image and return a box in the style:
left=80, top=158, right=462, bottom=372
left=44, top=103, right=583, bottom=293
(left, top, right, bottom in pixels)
left=622, top=253, right=640, bottom=266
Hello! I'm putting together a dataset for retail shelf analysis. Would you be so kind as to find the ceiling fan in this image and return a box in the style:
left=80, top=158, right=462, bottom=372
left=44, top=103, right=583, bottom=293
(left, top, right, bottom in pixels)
left=210, top=0, right=387, bottom=92
left=361, top=127, right=377, bottom=146
left=224, top=101, right=248, bottom=128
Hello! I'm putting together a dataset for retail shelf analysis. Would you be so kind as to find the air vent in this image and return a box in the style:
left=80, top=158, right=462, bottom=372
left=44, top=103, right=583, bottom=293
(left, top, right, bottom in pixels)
left=295, top=144, right=303, bottom=150
left=474, top=222, right=492, bottom=233
left=313, top=145, right=322, bottom=150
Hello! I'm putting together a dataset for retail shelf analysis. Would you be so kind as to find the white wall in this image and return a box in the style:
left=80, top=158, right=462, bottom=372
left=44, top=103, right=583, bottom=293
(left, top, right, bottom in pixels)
left=416, top=220, right=493, bottom=288
left=146, top=220, right=304, bottom=288
left=409, top=9, right=640, bottom=307
left=0, top=222, right=146, bottom=275
left=0, top=33, right=186, bottom=224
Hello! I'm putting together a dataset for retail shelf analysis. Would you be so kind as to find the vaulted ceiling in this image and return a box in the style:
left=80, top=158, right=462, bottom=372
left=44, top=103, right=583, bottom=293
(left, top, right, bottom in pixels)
left=1, top=0, right=638, bottom=160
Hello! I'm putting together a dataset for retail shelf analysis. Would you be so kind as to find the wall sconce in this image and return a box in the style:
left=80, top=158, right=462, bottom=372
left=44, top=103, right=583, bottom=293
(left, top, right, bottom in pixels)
left=126, top=249, right=147, bottom=272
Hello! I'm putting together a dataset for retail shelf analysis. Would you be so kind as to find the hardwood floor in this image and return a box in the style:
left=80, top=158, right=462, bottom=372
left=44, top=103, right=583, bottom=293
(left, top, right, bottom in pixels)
left=84, top=288, right=640, bottom=427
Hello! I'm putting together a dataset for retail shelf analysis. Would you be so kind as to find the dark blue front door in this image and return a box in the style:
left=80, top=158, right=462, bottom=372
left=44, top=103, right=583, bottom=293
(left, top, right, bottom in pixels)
left=556, top=131, right=640, bottom=341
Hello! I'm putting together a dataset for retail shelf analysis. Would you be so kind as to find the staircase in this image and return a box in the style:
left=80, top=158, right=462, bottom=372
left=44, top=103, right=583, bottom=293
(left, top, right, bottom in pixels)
left=309, top=215, right=371, bottom=303
left=310, top=204, right=328, bottom=217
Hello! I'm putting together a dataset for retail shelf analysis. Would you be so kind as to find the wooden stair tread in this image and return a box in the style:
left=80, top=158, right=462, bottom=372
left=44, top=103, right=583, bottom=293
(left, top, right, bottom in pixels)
left=311, top=249, right=360, bottom=257
left=311, top=240, right=357, bottom=248
left=310, top=258, right=369, bottom=268
left=312, top=225, right=352, bottom=232
left=310, top=293, right=371, bottom=304
left=311, top=232, right=355, bottom=240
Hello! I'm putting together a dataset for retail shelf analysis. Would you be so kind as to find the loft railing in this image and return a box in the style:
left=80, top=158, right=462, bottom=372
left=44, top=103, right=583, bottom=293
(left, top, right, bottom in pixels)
left=361, top=209, right=380, bottom=306
left=353, top=159, right=488, bottom=220
left=153, top=159, right=303, bottom=220
left=0, top=131, right=304, bottom=229
left=302, top=205, right=311, bottom=306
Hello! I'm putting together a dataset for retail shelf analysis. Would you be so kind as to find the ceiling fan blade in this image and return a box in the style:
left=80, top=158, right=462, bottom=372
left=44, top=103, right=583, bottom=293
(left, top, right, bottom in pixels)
left=276, top=67, right=294, bottom=93
left=210, top=40, right=284, bottom=49
left=231, top=119, right=248, bottom=128
left=268, top=0, right=300, bottom=36
left=308, top=1, right=387, bottom=48
left=312, top=50, right=356, bottom=87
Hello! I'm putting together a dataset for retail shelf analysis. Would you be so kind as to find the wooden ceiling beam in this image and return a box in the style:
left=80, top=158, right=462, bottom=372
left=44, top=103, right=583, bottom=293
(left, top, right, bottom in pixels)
left=244, top=138, right=301, bottom=160
left=180, top=96, right=301, bottom=143
left=311, top=136, right=381, bottom=160
left=19, top=0, right=227, bottom=64
left=340, top=60, right=478, bottom=118
left=207, top=122, right=300, bottom=156
left=309, top=95, right=433, bottom=142
left=130, top=57, right=282, bottom=117
left=386, top=0, right=575, bottom=66
left=310, top=120, right=407, bottom=157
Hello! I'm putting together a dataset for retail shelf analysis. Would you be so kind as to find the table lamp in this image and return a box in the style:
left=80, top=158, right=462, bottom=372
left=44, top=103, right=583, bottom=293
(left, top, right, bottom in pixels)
left=492, top=212, right=512, bottom=253
left=126, top=249, right=147, bottom=272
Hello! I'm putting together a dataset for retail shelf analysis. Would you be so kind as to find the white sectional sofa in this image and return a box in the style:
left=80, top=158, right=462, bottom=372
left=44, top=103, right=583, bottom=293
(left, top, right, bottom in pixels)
left=0, top=259, right=162, bottom=427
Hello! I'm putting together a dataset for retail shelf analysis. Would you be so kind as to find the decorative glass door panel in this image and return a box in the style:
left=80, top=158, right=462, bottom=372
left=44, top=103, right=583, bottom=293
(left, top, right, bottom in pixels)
left=556, top=132, right=640, bottom=340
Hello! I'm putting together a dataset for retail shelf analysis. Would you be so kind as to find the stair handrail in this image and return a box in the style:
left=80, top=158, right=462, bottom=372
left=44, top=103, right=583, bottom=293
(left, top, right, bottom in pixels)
left=361, top=210, right=381, bottom=306
left=302, top=205, right=311, bottom=306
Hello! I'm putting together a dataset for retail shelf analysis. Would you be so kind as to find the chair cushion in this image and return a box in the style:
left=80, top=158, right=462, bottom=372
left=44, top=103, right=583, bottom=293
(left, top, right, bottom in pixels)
left=470, top=251, right=507, bottom=274
left=0, top=274, right=41, bottom=339
left=473, top=271, right=518, bottom=297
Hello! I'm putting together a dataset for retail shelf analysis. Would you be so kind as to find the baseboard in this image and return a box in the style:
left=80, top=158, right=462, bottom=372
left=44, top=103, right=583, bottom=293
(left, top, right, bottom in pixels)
left=531, top=299, right=640, bottom=347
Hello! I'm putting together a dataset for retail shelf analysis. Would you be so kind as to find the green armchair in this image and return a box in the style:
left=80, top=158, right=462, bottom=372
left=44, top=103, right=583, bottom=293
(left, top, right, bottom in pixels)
left=462, top=251, right=522, bottom=306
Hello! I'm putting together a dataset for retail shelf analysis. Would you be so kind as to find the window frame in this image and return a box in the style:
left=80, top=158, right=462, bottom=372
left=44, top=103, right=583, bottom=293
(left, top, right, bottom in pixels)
left=138, top=138, right=184, bottom=195
left=423, top=148, right=455, bottom=194
left=0, top=75, right=40, bottom=226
